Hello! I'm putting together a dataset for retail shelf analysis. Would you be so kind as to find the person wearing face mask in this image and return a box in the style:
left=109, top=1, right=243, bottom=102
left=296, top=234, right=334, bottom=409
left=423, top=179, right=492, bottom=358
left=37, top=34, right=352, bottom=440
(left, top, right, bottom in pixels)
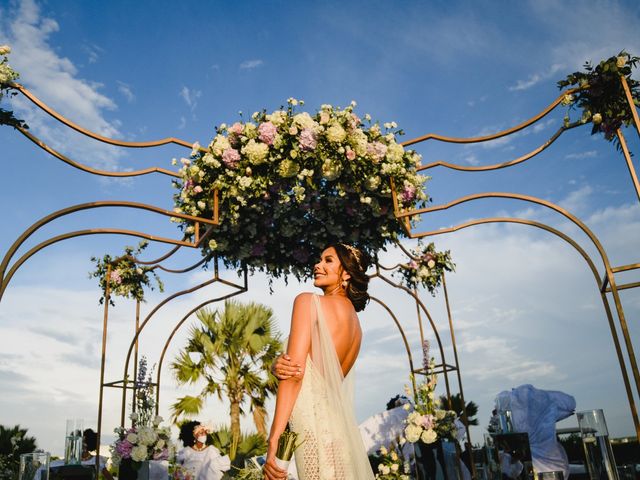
left=176, top=423, right=230, bottom=480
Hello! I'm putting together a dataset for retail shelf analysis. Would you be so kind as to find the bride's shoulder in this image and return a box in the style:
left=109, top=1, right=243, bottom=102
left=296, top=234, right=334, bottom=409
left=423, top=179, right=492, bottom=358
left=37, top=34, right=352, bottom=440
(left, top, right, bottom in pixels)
left=294, top=291, right=315, bottom=303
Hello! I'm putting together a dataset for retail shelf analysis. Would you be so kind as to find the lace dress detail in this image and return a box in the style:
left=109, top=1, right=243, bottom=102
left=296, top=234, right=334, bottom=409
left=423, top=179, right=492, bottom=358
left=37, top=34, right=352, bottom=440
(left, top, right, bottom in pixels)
left=289, top=295, right=375, bottom=480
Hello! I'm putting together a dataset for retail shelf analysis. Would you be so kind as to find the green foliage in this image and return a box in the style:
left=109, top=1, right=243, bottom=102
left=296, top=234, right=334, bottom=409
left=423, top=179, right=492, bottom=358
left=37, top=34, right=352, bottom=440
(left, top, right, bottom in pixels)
left=171, top=300, right=283, bottom=459
left=438, top=393, right=479, bottom=426
left=0, top=425, right=37, bottom=480
left=395, top=241, right=455, bottom=293
left=557, top=51, right=639, bottom=150
left=208, top=426, right=267, bottom=471
left=89, top=241, right=164, bottom=306
left=0, top=46, right=28, bottom=131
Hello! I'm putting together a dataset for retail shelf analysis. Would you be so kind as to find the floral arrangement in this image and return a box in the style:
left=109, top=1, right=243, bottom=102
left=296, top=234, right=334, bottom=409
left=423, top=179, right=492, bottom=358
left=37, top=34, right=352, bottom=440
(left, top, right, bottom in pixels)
left=172, top=99, right=429, bottom=280
left=110, top=414, right=175, bottom=468
left=0, top=44, right=28, bottom=130
left=169, top=464, right=194, bottom=480
left=558, top=51, right=639, bottom=146
left=372, top=441, right=411, bottom=480
left=395, top=241, right=454, bottom=293
left=403, top=341, right=458, bottom=445
left=89, top=241, right=163, bottom=305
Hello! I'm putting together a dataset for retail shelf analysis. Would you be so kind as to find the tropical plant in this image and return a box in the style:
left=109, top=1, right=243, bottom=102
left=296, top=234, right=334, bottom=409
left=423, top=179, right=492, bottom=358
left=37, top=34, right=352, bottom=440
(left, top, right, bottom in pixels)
left=208, top=426, right=267, bottom=470
left=171, top=300, right=282, bottom=459
left=0, top=425, right=37, bottom=480
left=438, top=393, right=479, bottom=427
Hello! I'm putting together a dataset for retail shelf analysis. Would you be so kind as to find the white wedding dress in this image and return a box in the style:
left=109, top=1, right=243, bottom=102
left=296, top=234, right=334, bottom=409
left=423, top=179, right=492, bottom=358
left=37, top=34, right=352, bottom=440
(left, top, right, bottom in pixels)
left=289, top=294, right=375, bottom=479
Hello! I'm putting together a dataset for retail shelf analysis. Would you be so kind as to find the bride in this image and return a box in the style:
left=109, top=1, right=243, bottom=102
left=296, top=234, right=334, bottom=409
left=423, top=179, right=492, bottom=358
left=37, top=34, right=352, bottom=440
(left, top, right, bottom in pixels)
left=264, top=244, right=375, bottom=480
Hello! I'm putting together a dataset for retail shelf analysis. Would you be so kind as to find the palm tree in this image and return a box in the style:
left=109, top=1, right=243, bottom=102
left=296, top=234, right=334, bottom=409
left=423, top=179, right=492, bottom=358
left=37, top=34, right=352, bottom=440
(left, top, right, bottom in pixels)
left=0, top=425, right=37, bottom=480
left=439, top=393, right=479, bottom=426
left=171, top=300, right=282, bottom=459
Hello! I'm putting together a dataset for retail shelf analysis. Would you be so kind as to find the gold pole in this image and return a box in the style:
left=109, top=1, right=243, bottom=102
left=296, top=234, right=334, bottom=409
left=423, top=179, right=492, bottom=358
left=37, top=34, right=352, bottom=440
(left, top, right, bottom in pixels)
left=131, top=300, right=141, bottom=424
left=619, top=75, right=640, bottom=139
left=616, top=129, right=640, bottom=204
left=96, top=265, right=111, bottom=476
left=442, top=273, right=477, bottom=480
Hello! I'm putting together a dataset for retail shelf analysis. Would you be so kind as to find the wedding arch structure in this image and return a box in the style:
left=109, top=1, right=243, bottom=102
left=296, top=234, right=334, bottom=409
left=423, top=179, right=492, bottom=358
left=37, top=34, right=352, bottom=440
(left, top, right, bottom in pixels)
left=1, top=67, right=639, bottom=479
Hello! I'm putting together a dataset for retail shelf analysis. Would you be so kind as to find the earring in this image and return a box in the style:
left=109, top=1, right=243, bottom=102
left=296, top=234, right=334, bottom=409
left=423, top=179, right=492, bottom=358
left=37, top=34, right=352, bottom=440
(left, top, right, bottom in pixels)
left=342, top=280, right=348, bottom=289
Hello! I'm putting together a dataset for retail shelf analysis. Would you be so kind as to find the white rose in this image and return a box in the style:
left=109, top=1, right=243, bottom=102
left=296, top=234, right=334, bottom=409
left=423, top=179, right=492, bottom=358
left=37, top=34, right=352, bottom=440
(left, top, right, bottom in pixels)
left=379, top=446, right=388, bottom=455
left=241, top=139, right=269, bottom=164
left=617, top=55, right=628, bottom=68
left=421, top=428, right=438, bottom=444
left=427, top=259, right=436, bottom=269
left=391, top=463, right=399, bottom=472
left=592, top=113, right=603, bottom=125
left=293, top=112, right=317, bottom=130
left=0, top=45, right=11, bottom=55
left=153, top=415, right=163, bottom=426
left=326, top=123, right=347, bottom=143
left=190, top=142, right=201, bottom=157
left=404, top=424, right=421, bottom=443
left=381, top=465, right=390, bottom=475
left=126, top=433, right=138, bottom=444
left=137, top=427, right=158, bottom=446
left=130, top=445, right=148, bottom=462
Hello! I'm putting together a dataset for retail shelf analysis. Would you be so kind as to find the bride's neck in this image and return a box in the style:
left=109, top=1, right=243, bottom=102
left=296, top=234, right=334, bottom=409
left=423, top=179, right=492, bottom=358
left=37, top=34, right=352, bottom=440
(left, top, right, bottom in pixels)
left=322, top=284, right=348, bottom=297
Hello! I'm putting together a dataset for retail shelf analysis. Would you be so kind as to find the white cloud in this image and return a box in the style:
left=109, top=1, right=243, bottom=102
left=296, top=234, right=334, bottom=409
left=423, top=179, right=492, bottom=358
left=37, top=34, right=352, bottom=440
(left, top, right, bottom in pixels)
left=179, top=86, right=202, bottom=111
left=0, top=0, right=125, bottom=171
left=117, top=81, right=135, bottom=103
left=239, top=59, right=264, bottom=70
left=509, top=63, right=564, bottom=91
left=565, top=150, right=597, bottom=160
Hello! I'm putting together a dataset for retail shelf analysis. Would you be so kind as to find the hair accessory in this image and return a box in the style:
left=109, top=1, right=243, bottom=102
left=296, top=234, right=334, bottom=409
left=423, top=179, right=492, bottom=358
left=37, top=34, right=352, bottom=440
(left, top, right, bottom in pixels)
left=340, top=243, right=364, bottom=270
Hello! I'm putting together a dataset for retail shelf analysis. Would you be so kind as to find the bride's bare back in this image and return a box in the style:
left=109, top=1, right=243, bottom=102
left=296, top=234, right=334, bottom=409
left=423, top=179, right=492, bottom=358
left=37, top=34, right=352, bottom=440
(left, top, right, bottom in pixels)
left=315, top=295, right=362, bottom=377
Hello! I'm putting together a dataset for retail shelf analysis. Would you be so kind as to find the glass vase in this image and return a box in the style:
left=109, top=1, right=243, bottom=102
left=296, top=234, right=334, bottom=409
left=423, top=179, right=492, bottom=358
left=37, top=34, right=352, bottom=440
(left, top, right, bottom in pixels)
left=577, top=409, right=619, bottom=480
left=19, top=452, right=50, bottom=480
left=64, top=419, right=83, bottom=465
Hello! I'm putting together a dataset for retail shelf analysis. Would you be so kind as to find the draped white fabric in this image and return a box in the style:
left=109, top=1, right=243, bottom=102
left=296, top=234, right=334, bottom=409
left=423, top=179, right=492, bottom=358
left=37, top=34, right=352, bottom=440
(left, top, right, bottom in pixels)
left=289, top=294, right=375, bottom=479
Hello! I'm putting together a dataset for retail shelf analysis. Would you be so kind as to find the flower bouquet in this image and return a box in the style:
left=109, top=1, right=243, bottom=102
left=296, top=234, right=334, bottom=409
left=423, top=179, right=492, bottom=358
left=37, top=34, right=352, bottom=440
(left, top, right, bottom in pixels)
left=110, top=416, right=175, bottom=471
left=403, top=341, right=457, bottom=446
left=395, top=241, right=454, bottom=293
left=0, top=44, right=28, bottom=130
left=274, top=426, right=302, bottom=470
left=172, top=99, right=429, bottom=282
left=373, top=441, right=411, bottom=480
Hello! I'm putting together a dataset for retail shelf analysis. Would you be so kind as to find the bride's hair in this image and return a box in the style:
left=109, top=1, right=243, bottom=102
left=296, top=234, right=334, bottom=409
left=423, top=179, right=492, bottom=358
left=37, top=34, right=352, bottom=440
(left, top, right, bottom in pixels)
left=330, top=243, right=371, bottom=312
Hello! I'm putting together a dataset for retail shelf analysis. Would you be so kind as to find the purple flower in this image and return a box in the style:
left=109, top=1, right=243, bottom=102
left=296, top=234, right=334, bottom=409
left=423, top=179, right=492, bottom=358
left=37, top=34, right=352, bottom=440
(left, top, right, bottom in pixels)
left=116, top=440, right=133, bottom=458
left=292, top=247, right=309, bottom=263
left=299, top=128, right=318, bottom=151
left=401, top=184, right=416, bottom=203
left=251, top=243, right=266, bottom=256
left=222, top=148, right=241, bottom=168
left=183, top=179, right=194, bottom=190
left=258, top=121, right=277, bottom=145
left=153, top=448, right=169, bottom=460
left=422, top=340, right=430, bottom=372
left=421, top=414, right=435, bottom=430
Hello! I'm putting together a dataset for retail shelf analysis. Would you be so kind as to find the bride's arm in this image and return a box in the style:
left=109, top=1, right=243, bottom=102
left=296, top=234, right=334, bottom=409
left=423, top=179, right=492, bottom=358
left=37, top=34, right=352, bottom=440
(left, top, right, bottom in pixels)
left=264, top=293, right=313, bottom=471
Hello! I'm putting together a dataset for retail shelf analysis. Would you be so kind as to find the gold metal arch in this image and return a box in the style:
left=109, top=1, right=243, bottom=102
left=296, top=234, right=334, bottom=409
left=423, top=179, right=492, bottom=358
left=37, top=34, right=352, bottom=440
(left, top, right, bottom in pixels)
left=1, top=71, right=638, bottom=480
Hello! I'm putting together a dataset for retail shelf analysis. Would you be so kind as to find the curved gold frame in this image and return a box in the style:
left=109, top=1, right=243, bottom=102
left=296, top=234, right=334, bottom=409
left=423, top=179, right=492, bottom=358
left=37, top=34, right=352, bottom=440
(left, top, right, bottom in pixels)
left=0, top=74, right=637, bottom=479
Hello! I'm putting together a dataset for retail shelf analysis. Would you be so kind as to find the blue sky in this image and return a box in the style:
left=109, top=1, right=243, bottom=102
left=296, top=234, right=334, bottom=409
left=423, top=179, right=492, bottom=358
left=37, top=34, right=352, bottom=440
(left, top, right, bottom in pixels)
left=1, top=0, right=639, bottom=455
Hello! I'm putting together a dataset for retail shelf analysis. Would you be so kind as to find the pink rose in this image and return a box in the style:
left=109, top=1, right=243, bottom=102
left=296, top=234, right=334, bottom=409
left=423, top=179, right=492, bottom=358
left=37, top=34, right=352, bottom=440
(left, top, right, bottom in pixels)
left=222, top=148, right=241, bottom=168
left=346, top=149, right=356, bottom=161
left=110, top=270, right=123, bottom=285
left=258, top=121, right=277, bottom=145
left=299, top=128, right=317, bottom=151
left=367, top=141, right=387, bottom=162
left=421, top=414, right=435, bottom=430
left=229, top=122, right=243, bottom=135
left=193, top=185, right=203, bottom=193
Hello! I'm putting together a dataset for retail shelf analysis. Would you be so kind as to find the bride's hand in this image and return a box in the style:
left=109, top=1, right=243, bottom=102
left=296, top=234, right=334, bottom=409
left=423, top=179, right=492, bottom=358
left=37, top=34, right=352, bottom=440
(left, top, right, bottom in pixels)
left=272, top=354, right=303, bottom=381
left=263, top=444, right=288, bottom=480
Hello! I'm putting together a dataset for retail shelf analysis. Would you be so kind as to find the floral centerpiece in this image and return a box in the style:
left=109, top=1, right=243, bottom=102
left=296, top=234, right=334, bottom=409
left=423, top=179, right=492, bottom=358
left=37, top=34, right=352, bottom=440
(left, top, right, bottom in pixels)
left=403, top=341, right=458, bottom=445
left=172, top=99, right=429, bottom=280
left=0, top=44, right=28, bottom=130
left=372, top=441, right=411, bottom=480
left=110, top=415, right=175, bottom=469
left=89, top=241, right=163, bottom=305
left=395, top=241, right=454, bottom=293
left=558, top=51, right=639, bottom=147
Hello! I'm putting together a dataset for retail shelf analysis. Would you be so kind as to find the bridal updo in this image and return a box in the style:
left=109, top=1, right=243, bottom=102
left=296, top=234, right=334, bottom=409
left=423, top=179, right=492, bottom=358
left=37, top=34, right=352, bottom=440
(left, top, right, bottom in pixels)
left=331, top=243, right=371, bottom=312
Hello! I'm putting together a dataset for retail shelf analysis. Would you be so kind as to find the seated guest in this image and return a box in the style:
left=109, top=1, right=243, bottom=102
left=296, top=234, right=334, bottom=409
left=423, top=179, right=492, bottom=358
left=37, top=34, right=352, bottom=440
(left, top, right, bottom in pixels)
left=176, top=423, right=230, bottom=480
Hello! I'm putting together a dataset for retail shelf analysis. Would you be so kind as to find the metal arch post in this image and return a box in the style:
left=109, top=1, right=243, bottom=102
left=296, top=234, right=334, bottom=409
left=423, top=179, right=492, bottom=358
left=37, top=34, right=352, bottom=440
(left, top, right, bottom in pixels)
left=95, top=265, right=111, bottom=477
